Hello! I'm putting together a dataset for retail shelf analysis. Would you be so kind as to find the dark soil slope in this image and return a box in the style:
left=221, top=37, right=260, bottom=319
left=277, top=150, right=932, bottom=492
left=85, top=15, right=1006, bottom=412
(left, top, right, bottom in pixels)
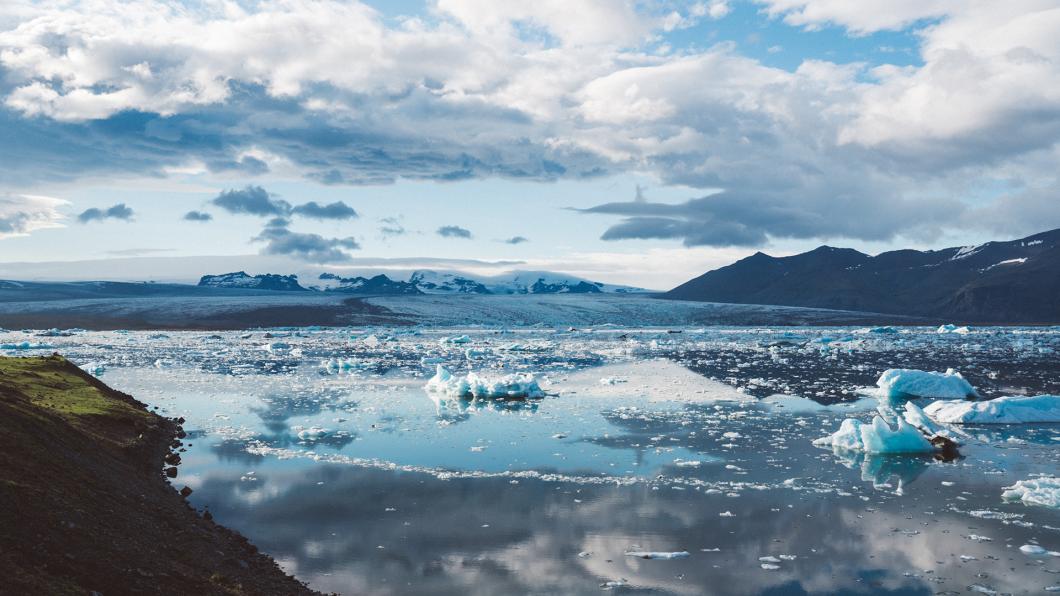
left=0, top=355, right=318, bottom=595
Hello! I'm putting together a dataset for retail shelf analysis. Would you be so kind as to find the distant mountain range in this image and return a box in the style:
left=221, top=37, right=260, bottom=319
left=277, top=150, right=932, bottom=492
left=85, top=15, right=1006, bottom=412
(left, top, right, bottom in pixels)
left=665, top=229, right=1060, bottom=323
left=198, top=269, right=646, bottom=296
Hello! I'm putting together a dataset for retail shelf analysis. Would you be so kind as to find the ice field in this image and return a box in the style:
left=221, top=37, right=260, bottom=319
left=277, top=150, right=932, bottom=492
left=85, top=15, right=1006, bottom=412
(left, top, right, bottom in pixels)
left=3, top=325, right=1059, bottom=594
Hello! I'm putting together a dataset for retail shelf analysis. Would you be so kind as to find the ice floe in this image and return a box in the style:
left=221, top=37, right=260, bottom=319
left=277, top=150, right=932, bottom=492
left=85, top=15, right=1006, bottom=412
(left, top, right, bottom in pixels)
left=425, top=365, right=544, bottom=399
left=923, top=395, right=1060, bottom=424
left=1002, top=477, right=1060, bottom=509
left=876, top=368, right=977, bottom=400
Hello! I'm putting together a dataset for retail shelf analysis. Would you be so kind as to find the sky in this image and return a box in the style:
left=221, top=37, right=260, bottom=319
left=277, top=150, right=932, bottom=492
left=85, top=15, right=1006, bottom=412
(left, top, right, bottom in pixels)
left=0, top=0, right=1058, bottom=288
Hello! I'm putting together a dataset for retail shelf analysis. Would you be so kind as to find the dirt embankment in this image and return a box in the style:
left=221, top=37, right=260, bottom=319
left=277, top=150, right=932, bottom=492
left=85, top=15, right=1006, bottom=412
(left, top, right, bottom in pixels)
left=0, top=355, right=320, bottom=595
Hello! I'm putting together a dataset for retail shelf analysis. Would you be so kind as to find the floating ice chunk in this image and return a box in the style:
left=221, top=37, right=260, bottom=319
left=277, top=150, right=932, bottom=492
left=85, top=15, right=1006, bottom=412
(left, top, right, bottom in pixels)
left=1002, top=477, right=1060, bottom=509
left=814, top=410, right=935, bottom=454
left=937, top=324, right=971, bottom=334
left=924, top=395, right=1060, bottom=424
left=297, top=427, right=329, bottom=440
left=1019, top=544, right=1060, bottom=557
left=876, top=368, right=976, bottom=400
left=79, top=362, right=106, bottom=377
left=673, top=459, right=702, bottom=467
left=425, top=365, right=544, bottom=399
left=439, top=335, right=471, bottom=345
left=624, top=550, right=690, bottom=560
left=599, top=377, right=627, bottom=385
left=902, top=401, right=963, bottom=443
left=868, top=326, right=898, bottom=334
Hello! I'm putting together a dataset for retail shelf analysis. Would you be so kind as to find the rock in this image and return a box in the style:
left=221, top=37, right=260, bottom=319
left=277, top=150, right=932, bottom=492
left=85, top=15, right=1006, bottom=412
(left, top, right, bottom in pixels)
left=179, top=486, right=193, bottom=498
left=164, top=467, right=178, bottom=478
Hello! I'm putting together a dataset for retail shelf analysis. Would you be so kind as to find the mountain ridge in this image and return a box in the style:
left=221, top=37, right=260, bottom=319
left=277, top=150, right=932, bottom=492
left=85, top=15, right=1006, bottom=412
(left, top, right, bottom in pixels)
left=665, top=228, right=1060, bottom=323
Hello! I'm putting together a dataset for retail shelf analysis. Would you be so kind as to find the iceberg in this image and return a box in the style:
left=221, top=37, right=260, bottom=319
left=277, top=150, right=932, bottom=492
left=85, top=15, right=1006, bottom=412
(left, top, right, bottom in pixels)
left=1002, top=477, right=1060, bottom=509
left=876, top=368, right=977, bottom=400
left=425, top=365, right=544, bottom=399
left=937, top=324, right=971, bottom=334
left=923, top=395, right=1060, bottom=424
left=814, top=406, right=936, bottom=454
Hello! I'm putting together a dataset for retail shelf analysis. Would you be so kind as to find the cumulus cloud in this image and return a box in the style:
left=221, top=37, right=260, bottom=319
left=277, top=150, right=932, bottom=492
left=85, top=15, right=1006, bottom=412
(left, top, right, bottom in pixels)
left=77, top=203, right=133, bottom=223
left=211, top=186, right=290, bottom=217
left=0, top=194, right=67, bottom=238
left=291, top=201, right=358, bottom=220
left=183, top=210, right=212, bottom=222
left=252, top=219, right=360, bottom=263
left=504, top=236, right=529, bottom=244
left=210, top=186, right=358, bottom=222
left=0, top=1, right=1057, bottom=244
left=437, top=225, right=473, bottom=239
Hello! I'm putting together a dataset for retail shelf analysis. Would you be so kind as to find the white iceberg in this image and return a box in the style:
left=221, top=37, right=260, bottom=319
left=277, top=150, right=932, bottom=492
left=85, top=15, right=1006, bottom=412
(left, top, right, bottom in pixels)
left=814, top=406, right=935, bottom=454
left=923, top=395, right=1060, bottom=424
left=1002, top=477, right=1060, bottom=509
left=297, top=427, right=329, bottom=440
left=425, top=365, right=544, bottom=399
left=876, top=368, right=976, bottom=400
left=937, top=324, right=971, bottom=334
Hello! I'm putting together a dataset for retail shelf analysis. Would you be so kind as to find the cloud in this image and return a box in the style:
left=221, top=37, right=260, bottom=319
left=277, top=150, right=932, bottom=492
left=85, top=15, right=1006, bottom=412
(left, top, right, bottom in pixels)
left=211, top=186, right=290, bottom=217
left=0, top=2, right=1057, bottom=244
left=437, top=225, right=473, bottom=239
left=183, top=210, right=213, bottom=222
left=581, top=189, right=963, bottom=247
left=211, top=186, right=357, bottom=221
left=503, top=236, right=529, bottom=244
left=77, top=203, right=133, bottom=223
left=290, top=201, right=358, bottom=220
left=252, top=219, right=360, bottom=263
left=0, top=194, right=67, bottom=238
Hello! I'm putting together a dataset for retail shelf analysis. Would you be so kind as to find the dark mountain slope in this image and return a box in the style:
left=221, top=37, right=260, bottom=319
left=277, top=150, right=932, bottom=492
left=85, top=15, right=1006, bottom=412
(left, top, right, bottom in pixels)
left=666, top=229, right=1060, bottom=323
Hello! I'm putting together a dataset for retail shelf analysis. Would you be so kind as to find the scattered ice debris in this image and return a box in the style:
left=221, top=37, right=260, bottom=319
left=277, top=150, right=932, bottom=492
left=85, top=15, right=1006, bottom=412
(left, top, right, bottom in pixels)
left=599, top=377, right=627, bottom=385
left=924, top=395, right=1060, bottom=424
left=425, top=365, right=544, bottom=399
left=439, top=335, right=471, bottom=345
left=813, top=407, right=935, bottom=454
left=1, top=341, right=54, bottom=350
left=759, top=556, right=781, bottom=563
left=760, top=563, right=780, bottom=570
left=876, top=368, right=977, bottom=400
left=937, top=324, right=971, bottom=334
left=673, top=459, right=702, bottom=467
left=1002, top=477, right=1060, bottom=509
left=624, top=550, right=690, bottom=560
left=600, top=579, right=628, bottom=589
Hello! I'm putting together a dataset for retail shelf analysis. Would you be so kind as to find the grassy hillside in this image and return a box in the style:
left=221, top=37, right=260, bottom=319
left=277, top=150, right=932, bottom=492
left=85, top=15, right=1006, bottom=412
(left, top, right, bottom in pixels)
left=0, top=355, right=318, bottom=595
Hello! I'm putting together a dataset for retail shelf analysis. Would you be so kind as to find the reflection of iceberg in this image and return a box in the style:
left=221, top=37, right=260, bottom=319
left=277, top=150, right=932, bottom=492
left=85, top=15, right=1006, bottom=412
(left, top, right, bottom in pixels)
left=924, top=395, right=1060, bottom=424
left=876, top=368, right=977, bottom=400
left=827, top=447, right=931, bottom=492
left=425, top=365, right=544, bottom=399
